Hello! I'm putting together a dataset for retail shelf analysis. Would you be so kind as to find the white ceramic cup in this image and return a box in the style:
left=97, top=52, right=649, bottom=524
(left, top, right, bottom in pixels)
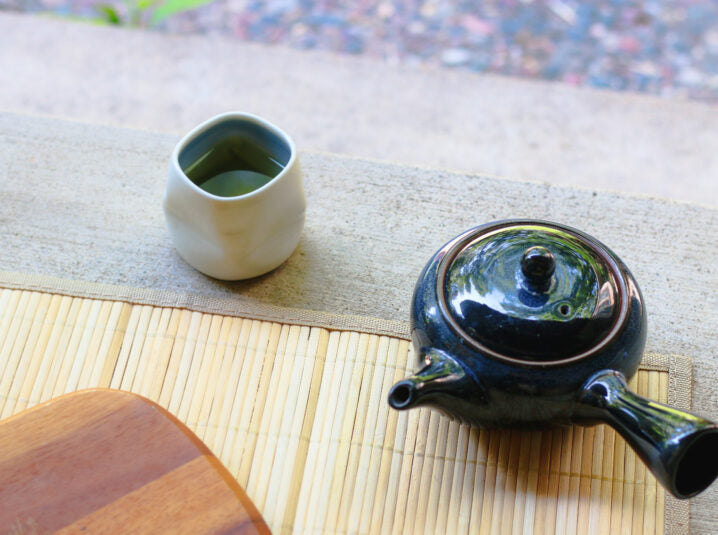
left=163, top=112, right=305, bottom=280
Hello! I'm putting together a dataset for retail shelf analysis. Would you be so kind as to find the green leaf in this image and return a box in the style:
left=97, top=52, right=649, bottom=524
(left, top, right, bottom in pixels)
left=136, top=0, right=159, bottom=11
left=149, top=0, right=214, bottom=24
left=94, top=4, right=122, bottom=25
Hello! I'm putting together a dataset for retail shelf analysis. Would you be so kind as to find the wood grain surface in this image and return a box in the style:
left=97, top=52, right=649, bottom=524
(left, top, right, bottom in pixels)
left=0, top=389, right=270, bottom=534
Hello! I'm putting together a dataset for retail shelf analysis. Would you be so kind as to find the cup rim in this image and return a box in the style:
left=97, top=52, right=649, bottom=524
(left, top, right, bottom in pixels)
left=170, top=111, right=297, bottom=202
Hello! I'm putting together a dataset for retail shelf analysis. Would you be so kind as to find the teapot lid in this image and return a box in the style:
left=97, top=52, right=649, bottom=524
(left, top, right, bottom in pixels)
left=437, top=221, right=627, bottom=364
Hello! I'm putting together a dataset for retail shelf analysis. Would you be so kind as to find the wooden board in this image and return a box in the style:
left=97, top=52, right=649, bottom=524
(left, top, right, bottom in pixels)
left=0, top=389, right=270, bottom=534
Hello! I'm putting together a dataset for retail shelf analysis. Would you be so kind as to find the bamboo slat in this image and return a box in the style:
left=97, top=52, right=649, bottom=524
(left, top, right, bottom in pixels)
left=0, top=289, right=677, bottom=535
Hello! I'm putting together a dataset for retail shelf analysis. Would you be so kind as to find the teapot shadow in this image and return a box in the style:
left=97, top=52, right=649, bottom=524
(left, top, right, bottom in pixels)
left=399, top=408, right=660, bottom=503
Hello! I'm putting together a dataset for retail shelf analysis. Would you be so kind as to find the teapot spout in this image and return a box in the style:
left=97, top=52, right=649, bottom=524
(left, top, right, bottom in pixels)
left=387, top=379, right=422, bottom=410
left=388, top=349, right=482, bottom=411
left=579, top=370, right=718, bottom=499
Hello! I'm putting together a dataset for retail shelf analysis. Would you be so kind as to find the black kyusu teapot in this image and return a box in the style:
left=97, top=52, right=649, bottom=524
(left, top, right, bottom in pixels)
left=388, top=220, right=718, bottom=499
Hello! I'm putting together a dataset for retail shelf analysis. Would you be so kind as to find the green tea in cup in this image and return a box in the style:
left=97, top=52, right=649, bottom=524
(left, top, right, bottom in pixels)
left=181, top=132, right=287, bottom=197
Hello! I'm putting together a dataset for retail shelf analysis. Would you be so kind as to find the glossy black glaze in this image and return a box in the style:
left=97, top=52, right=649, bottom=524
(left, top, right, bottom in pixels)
left=520, top=246, right=556, bottom=289
left=581, top=370, right=718, bottom=498
left=388, top=220, right=718, bottom=498
left=397, top=220, right=646, bottom=427
left=442, top=223, right=620, bottom=361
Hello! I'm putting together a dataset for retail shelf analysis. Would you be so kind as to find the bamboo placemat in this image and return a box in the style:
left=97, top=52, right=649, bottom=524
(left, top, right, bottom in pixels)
left=0, top=288, right=691, bottom=534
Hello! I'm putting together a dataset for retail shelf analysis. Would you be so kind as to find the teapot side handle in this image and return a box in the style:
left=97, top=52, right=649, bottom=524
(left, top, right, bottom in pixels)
left=578, top=369, right=718, bottom=499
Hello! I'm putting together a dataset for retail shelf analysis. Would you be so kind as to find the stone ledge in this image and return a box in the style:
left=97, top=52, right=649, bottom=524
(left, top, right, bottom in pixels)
left=0, top=12, right=716, bottom=206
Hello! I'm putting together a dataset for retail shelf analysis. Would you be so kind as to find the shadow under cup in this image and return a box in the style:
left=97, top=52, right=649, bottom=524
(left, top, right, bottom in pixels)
left=178, top=117, right=293, bottom=197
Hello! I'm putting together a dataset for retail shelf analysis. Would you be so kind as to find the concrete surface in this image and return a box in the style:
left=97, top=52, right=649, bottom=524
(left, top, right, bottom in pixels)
left=0, top=12, right=717, bottom=207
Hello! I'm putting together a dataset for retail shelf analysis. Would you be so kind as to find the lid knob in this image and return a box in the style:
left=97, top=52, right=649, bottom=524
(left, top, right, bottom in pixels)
left=521, top=246, right=556, bottom=289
